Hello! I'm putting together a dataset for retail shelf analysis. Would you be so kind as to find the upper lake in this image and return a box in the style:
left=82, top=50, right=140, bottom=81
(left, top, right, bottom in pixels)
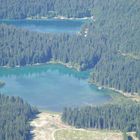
left=0, top=64, right=113, bottom=112
left=0, top=19, right=86, bottom=33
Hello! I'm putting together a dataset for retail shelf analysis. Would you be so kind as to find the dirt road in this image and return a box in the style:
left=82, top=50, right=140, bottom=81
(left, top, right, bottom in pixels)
left=30, top=112, right=70, bottom=140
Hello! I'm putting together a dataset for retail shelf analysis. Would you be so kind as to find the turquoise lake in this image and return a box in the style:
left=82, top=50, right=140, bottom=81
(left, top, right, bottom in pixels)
left=0, top=64, right=113, bottom=112
left=0, top=19, right=85, bottom=33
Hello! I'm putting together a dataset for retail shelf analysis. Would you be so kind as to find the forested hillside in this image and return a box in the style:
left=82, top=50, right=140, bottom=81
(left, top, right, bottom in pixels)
left=0, top=94, right=38, bottom=140
left=0, top=0, right=94, bottom=19
left=62, top=103, right=140, bottom=139
left=0, top=0, right=140, bottom=95
left=88, top=0, right=140, bottom=94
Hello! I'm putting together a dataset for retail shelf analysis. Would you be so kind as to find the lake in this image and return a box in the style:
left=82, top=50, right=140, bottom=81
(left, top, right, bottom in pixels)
left=0, top=64, right=112, bottom=112
left=0, top=19, right=86, bottom=33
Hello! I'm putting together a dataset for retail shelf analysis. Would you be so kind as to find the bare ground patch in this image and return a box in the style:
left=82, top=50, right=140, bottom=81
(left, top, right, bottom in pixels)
left=30, top=112, right=123, bottom=140
left=30, top=112, right=71, bottom=140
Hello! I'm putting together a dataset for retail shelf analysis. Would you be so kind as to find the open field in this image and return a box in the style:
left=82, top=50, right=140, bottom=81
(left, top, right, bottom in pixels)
left=55, top=129, right=123, bottom=140
left=107, top=91, right=140, bottom=105
left=30, top=112, right=123, bottom=140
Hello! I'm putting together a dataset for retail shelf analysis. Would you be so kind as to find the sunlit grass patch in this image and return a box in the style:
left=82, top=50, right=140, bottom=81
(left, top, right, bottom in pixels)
left=54, top=129, right=123, bottom=140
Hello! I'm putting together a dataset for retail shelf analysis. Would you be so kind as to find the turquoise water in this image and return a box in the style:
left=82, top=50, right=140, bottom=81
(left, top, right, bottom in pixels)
left=0, top=64, right=112, bottom=112
left=0, top=19, right=85, bottom=33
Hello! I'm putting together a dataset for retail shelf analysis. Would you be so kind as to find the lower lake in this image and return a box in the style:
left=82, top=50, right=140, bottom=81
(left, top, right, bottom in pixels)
left=0, top=64, right=113, bottom=112
left=0, top=19, right=85, bottom=33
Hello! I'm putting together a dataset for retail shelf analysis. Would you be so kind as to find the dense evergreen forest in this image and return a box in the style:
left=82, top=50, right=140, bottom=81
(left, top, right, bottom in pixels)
left=88, top=0, right=140, bottom=94
left=0, top=24, right=99, bottom=69
left=62, top=103, right=140, bottom=139
left=0, top=94, right=38, bottom=140
left=0, top=0, right=140, bottom=95
left=0, top=0, right=94, bottom=19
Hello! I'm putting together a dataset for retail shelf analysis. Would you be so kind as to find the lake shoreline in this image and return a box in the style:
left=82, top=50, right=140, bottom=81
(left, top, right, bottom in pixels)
left=0, top=60, right=81, bottom=71
left=89, top=80, right=140, bottom=102
left=26, top=15, right=94, bottom=21
left=0, top=16, right=94, bottom=21
left=1, top=61, right=112, bottom=111
left=1, top=61, right=139, bottom=102
left=0, top=18, right=85, bottom=34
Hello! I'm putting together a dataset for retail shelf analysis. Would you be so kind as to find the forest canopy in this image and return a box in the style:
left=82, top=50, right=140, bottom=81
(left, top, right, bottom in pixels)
left=0, top=94, right=38, bottom=140
left=62, top=102, right=140, bottom=139
left=0, top=0, right=94, bottom=19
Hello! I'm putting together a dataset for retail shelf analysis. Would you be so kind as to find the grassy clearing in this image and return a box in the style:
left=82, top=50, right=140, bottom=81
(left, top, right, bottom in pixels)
left=108, top=92, right=131, bottom=104
left=109, top=91, right=140, bottom=104
left=54, top=129, right=123, bottom=140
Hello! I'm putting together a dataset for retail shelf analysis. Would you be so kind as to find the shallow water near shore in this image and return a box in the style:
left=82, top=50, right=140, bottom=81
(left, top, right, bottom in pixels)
left=0, top=64, right=114, bottom=112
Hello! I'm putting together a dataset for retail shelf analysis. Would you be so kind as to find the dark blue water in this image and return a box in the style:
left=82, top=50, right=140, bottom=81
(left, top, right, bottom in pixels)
left=0, top=19, right=85, bottom=33
left=0, top=64, right=112, bottom=112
